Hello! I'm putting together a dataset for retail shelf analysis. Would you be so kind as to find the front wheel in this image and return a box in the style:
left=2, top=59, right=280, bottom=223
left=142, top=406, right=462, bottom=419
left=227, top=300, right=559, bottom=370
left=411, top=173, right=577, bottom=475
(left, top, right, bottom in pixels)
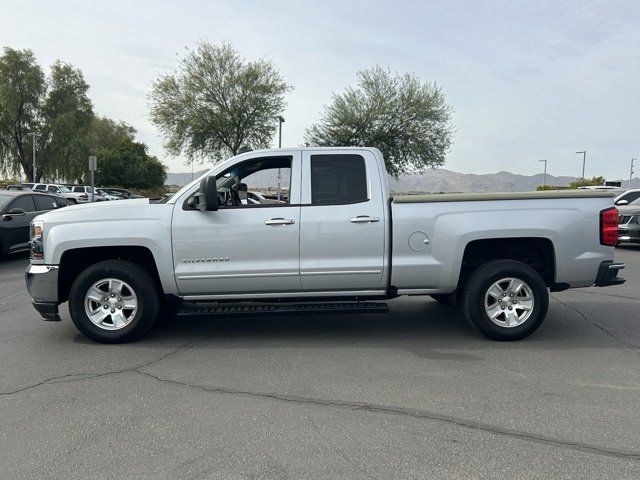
left=69, top=260, right=160, bottom=343
left=462, top=260, right=548, bottom=341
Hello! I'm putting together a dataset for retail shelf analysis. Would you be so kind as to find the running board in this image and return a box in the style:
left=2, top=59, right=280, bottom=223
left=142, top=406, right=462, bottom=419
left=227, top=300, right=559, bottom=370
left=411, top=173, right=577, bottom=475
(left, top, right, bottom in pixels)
left=177, top=301, right=389, bottom=317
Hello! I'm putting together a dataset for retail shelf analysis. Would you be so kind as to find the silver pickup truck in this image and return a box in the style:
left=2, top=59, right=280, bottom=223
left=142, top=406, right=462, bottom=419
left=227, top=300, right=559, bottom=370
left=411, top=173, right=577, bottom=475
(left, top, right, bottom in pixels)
left=25, top=147, right=625, bottom=343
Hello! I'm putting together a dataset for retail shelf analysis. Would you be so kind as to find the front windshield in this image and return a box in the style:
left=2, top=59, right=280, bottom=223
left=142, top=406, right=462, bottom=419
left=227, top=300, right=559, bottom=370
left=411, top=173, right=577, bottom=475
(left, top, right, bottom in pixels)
left=0, top=195, right=10, bottom=210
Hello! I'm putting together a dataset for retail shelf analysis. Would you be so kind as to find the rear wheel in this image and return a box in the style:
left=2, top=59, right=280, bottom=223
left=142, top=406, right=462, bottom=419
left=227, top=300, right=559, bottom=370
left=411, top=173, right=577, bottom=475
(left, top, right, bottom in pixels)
left=69, top=260, right=160, bottom=343
left=462, top=259, right=548, bottom=341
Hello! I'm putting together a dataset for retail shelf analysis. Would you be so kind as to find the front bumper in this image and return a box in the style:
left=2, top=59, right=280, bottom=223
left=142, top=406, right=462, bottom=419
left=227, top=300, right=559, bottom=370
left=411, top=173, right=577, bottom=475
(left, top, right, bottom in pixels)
left=25, top=264, right=61, bottom=321
left=594, top=261, right=626, bottom=287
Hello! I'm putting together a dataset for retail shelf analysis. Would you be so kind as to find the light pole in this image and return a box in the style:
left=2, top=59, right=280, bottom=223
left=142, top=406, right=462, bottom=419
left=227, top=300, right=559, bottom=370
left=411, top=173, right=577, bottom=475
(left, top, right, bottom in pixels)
left=631, top=158, right=636, bottom=188
left=538, top=159, right=548, bottom=186
left=576, top=150, right=586, bottom=179
left=276, top=116, right=285, bottom=201
left=28, top=132, right=38, bottom=182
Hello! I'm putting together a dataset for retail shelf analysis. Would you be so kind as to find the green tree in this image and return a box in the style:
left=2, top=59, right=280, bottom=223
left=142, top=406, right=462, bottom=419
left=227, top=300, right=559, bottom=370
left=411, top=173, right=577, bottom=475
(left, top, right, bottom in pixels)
left=149, top=41, right=292, bottom=164
left=305, top=66, right=454, bottom=178
left=0, top=47, right=46, bottom=181
left=39, top=61, right=93, bottom=182
left=569, top=176, right=606, bottom=189
left=87, top=116, right=136, bottom=152
left=0, top=48, right=94, bottom=181
left=96, top=139, right=166, bottom=189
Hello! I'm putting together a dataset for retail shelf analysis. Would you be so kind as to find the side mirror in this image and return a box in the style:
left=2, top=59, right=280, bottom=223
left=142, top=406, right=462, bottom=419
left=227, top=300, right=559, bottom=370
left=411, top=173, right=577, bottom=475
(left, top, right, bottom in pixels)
left=196, top=176, right=218, bottom=211
left=616, top=199, right=629, bottom=206
left=2, top=208, right=26, bottom=221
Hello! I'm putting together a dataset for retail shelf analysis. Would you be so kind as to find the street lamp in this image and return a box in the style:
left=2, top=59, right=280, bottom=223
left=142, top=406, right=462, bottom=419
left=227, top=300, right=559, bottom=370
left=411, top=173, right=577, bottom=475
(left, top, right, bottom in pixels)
left=276, top=116, right=285, bottom=200
left=576, top=150, right=586, bottom=179
left=538, top=159, right=548, bottom=186
left=27, top=132, right=38, bottom=182
left=631, top=158, right=636, bottom=188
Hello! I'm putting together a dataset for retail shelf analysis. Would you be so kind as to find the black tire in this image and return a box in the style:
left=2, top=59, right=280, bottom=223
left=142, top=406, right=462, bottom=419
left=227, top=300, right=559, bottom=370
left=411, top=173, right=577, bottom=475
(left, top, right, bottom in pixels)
left=462, top=259, right=548, bottom=341
left=67, top=198, right=77, bottom=204
left=68, top=260, right=160, bottom=343
left=430, top=293, right=457, bottom=306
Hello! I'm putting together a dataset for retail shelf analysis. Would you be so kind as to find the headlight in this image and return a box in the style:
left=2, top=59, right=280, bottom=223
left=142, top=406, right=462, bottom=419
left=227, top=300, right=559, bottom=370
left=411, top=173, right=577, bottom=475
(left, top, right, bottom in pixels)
left=30, top=220, right=44, bottom=260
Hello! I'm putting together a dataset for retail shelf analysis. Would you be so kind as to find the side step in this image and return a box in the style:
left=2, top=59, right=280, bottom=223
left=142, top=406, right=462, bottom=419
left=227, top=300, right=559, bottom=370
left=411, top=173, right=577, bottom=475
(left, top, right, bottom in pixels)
left=177, top=301, right=389, bottom=318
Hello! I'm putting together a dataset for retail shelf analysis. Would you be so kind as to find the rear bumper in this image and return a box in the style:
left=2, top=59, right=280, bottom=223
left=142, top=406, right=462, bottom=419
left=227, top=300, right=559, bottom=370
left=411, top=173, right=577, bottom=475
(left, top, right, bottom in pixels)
left=594, top=261, right=626, bottom=287
left=25, top=264, right=61, bottom=321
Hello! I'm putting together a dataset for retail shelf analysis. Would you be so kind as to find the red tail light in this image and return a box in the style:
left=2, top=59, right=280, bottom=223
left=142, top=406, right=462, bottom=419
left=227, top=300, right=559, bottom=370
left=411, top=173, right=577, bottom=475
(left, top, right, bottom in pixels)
left=600, top=207, right=619, bottom=246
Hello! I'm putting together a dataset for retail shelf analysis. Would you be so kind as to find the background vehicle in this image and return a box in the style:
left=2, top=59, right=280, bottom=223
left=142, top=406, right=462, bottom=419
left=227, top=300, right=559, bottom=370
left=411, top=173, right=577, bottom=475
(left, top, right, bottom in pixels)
left=1, top=190, right=67, bottom=255
left=33, top=184, right=87, bottom=204
left=96, top=188, right=120, bottom=201
left=614, top=189, right=640, bottom=206
left=26, top=148, right=625, bottom=343
left=6, top=185, right=32, bottom=191
left=618, top=197, right=640, bottom=244
left=70, top=186, right=107, bottom=202
left=101, top=188, right=145, bottom=199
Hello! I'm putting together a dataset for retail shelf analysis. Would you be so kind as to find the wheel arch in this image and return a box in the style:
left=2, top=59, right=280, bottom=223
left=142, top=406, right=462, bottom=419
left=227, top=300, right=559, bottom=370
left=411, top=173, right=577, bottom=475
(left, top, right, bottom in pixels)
left=458, top=237, right=556, bottom=291
left=58, top=246, right=162, bottom=303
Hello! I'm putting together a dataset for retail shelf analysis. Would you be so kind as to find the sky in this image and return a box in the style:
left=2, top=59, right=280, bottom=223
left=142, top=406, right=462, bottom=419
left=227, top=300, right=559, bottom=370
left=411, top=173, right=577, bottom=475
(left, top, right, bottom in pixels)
left=1, top=0, right=639, bottom=180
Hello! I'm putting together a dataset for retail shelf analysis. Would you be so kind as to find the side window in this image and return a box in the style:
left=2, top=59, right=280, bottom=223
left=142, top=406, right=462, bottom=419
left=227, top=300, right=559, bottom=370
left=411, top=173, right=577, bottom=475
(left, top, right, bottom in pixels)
left=35, top=195, right=66, bottom=211
left=34, top=184, right=46, bottom=191
left=214, top=156, right=292, bottom=208
left=72, top=187, right=83, bottom=193
left=47, top=185, right=59, bottom=193
left=310, top=154, right=368, bottom=206
left=624, top=192, right=640, bottom=204
left=8, top=195, right=36, bottom=212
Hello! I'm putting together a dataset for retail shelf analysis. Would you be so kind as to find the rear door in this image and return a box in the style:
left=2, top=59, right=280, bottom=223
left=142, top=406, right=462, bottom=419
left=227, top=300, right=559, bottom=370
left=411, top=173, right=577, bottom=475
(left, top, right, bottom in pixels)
left=299, top=151, right=386, bottom=292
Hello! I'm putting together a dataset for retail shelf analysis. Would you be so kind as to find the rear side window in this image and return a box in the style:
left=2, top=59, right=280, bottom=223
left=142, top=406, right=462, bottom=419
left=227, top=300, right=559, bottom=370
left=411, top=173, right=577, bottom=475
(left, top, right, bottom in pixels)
left=310, top=154, right=368, bottom=205
left=34, top=184, right=46, bottom=191
left=8, top=195, right=36, bottom=212
left=73, top=187, right=84, bottom=192
left=35, top=195, right=66, bottom=211
left=47, top=185, right=59, bottom=193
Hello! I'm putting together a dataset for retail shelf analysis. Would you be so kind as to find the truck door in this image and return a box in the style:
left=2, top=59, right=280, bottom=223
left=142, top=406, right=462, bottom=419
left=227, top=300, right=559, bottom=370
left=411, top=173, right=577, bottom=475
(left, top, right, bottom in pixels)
left=172, top=152, right=302, bottom=297
left=299, top=151, right=386, bottom=292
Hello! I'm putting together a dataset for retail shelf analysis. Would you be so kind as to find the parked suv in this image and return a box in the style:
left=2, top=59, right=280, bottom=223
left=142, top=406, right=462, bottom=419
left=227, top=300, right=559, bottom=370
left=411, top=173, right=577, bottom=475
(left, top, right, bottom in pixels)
left=33, top=184, right=88, bottom=204
left=618, top=198, right=640, bottom=244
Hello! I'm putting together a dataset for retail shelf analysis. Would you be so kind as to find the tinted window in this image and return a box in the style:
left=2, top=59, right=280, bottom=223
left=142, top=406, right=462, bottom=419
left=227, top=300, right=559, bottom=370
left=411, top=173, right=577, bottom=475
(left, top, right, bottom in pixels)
left=621, top=192, right=640, bottom=204
left=34, top=184, right=46, bottom=191
left=310, top=154, right=368, bottom=205
left=47, top=185, right=60, bottom=193
left=35, top=195, right=67, bottom=211
left=72, top=187, right=84, bottom=193
left=8, top=195, right=36, bottom=212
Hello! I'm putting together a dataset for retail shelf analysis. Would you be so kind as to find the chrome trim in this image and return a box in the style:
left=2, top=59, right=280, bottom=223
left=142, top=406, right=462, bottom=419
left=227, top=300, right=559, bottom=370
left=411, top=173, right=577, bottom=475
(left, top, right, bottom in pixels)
left=608, top=263, right=625, bottom=270
left=182, top=289, right=386, bottom=301
left=264, top=218, right=295, bottom=225
left=300, top=270, right=382, bottom=276
left=618, top=236, right=632, bottom=242
left=178, top=272, right=299, bottom=280
left=25, top=264, right=59, bottom=303
left=350, top=216, right=380, bottom=223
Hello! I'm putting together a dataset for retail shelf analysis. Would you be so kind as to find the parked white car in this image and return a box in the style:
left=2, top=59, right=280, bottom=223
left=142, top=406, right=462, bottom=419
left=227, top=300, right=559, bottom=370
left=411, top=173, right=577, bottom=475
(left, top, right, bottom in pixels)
left=32, top=184, right=88, bottom=204
left=70, top=186, right=108, bottom=202
left=613, top=189, right=640, bottom=206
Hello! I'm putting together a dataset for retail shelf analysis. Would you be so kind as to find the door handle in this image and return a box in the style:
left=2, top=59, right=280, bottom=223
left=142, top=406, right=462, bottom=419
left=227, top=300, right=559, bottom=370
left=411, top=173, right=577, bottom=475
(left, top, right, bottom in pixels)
left=265, top=218, right=295, bottom=226
left=350, top=216, right=380, bottom=223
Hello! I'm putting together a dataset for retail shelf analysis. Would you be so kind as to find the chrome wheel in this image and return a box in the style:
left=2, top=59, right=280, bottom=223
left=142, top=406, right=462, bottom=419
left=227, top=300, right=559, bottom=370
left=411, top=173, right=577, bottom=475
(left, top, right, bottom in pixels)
left=84, top=278, right=138, bottom=331
left=484, top=277, right=534, bottom=328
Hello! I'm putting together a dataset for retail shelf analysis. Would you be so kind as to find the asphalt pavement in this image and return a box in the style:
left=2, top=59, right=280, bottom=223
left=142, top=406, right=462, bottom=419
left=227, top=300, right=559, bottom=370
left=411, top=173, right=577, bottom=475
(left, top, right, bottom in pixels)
left=1, top=246, right=639, bottom=479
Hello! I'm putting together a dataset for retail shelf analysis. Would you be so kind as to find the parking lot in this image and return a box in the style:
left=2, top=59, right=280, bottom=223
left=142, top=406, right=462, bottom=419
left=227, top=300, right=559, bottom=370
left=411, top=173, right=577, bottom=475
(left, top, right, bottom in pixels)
left=0, top=246, right=639, bottom=479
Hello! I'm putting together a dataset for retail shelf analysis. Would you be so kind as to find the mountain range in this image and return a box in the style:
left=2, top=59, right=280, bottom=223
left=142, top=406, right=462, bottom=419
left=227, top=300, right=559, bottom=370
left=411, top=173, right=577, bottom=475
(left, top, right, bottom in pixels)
left=165, top=168, right=640, bottom=193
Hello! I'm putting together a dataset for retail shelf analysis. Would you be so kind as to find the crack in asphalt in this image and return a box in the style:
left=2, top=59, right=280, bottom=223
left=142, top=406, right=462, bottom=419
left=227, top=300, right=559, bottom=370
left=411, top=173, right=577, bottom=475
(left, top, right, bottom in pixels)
left=569, top=289, right=640, bottom=301
left=0, top=318, right=231, bottom=397
left=0, top=288, right=27, bottom=305
left=133, top=369, right=640, bottom=461
left=552, top=294, right=639, bottom=349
